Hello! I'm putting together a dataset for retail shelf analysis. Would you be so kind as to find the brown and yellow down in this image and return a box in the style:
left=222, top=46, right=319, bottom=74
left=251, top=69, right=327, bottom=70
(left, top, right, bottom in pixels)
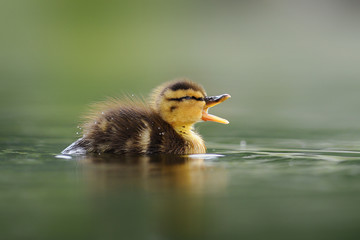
left=62, top=79, right=230, bottom=155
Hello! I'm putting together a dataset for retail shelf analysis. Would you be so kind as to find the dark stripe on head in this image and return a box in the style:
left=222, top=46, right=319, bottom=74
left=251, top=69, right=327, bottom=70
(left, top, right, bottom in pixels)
left=170, top=82, right=194, bottom=91
left=167, top=80, right=206, bottom=95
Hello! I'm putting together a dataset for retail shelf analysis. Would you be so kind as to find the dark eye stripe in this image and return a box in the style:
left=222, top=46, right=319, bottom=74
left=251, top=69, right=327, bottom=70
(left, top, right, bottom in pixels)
left=167, top=96, right=205, bottom=101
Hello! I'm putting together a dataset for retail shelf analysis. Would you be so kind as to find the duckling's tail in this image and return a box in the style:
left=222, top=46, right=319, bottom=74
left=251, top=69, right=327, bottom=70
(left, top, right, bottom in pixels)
left=61, top=138, right=87, bottom=155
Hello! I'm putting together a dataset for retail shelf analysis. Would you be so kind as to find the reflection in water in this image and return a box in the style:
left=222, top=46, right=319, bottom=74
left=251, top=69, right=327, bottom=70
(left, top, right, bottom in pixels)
left=77, top=154, right=228, bottom=194
left=75, top=154, right=228, bottom=239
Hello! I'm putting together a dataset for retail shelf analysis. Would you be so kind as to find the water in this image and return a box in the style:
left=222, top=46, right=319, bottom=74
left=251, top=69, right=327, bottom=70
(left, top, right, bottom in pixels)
left=1, top=130, right=360, bottom=240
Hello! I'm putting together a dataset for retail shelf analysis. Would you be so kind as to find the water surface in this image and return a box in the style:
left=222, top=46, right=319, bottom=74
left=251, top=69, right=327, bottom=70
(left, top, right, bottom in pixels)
left=1, top=130, right=360, bottom=240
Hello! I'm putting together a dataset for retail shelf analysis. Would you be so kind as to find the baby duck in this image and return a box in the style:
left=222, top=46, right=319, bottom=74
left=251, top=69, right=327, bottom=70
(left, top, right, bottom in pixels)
left=62, top=79, right=230, bottom=155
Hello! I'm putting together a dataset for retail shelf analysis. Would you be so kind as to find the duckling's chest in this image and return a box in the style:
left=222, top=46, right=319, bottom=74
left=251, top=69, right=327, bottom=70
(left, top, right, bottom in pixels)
left=180, top=131, right=206, bottom=154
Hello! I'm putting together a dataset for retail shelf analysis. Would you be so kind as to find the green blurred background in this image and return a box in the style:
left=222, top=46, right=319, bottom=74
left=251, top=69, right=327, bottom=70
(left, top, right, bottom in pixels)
left=1, top=0, right=360, bottom=138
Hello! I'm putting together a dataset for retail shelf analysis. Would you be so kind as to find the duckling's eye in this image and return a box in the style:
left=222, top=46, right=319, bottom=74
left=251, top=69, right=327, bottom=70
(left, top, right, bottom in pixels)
left=167, top=96, right=205, bottom=101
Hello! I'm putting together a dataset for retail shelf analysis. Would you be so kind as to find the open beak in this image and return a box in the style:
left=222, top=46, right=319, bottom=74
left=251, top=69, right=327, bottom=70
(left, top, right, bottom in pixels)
left=202, top=94, right=231, bottom=124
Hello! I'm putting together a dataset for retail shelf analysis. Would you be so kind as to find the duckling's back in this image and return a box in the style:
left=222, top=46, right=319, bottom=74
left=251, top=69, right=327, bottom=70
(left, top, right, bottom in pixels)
left=62, top=102, right=189, bottom=155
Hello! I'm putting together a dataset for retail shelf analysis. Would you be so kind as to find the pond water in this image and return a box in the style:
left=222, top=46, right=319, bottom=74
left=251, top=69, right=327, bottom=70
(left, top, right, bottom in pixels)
left=1, top=125, right=360, bottom=240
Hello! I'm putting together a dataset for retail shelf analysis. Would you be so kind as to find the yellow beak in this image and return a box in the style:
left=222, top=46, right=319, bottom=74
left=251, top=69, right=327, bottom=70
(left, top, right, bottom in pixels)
left=202, top=94, right=231, bottom=124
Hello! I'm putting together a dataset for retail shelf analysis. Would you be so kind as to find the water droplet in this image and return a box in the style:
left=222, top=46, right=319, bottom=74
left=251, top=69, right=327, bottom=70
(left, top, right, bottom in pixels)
left=158, top=127, right=161, bottom=130
left=131, top=94, right=135, bottom=97
left=76, top=132, right=79, bottom=135
left=101, top=112, right=105, bottom=115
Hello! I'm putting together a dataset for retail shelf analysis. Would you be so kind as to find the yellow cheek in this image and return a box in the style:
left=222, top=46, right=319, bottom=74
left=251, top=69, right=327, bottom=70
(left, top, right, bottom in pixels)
left=159, top=100, right=204, bottom=125
left=179, top=101, right=204, bottom=121
left=185, top=102, right=203, bottom=115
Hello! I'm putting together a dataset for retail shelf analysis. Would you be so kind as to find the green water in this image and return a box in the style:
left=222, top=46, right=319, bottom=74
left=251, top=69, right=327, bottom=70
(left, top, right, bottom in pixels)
left=1, top=127, right=360, bottom=240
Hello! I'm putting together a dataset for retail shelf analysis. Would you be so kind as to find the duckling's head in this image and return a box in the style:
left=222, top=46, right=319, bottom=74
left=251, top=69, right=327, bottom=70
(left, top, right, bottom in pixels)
left=150, top=79, right=230, bottom=129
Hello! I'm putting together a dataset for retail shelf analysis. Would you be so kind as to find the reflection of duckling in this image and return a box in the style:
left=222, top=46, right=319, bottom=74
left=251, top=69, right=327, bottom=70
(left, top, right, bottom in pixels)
left=62, top=79, right=230, bottom=155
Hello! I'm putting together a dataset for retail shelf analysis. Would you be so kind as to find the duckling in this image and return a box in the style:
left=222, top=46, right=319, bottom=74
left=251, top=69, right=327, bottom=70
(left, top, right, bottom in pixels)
left=62, top=79, right=230, bottom=155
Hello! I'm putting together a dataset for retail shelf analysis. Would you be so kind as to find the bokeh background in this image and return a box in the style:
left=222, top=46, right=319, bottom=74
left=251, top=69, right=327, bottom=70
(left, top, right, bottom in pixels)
left=1, top=0, right=360, bottom=139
